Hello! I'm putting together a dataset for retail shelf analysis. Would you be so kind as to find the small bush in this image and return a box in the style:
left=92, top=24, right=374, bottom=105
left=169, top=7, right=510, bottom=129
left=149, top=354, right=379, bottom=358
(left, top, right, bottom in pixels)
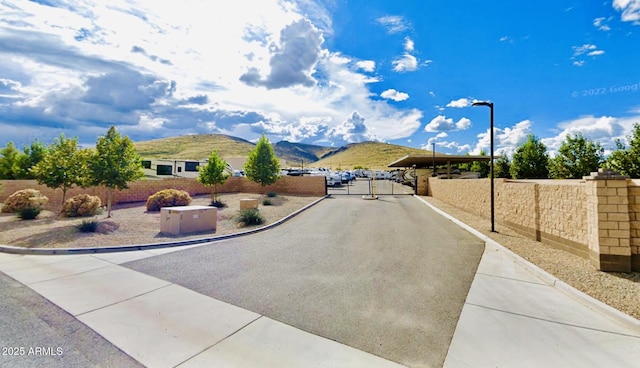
left=210, top=200, right=227, bottom=208
left=266, top=192, right=277, bottom=197
left=235, top=209, right=265, bottom=226
left=262, top=199, right=272, bottom=206
left=16, top=207, right=41, bottom=220
left=146, top=189, right=192, bottom=211
left=1, top=189, right=48, bottom=213
left=61, top=194, right=102, bottom=217
left=77, top=218, right=99, bottom=233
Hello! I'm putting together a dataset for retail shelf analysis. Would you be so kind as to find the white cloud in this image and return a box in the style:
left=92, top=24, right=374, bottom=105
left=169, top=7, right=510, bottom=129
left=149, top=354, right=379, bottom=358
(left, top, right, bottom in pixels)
left=326, top=111, right=372, bottom=143
left=571, top=43, right=604, bottom=66
left=593, top=17, right=612, bottom=31
left=472, top=120, right=533, bottom=155
left=572, top=44, right=597, bottom=56
left=380, top=89, right=409, bottom=101
left=355, top=60, right=375, bottom=72
left=540, top=115, right=631, bottom=155
left=240, top=19, right=324, bottom=89
left=392, top=54, right=418, bottom=72
left=446, top=97, right=473, bottom=108
left=422, top=135, right=471, bottom=153
left=587, top=50, right=605, bottom=56
left=376, top=15, right=411, bottom=34
left=0, top=0, right=425, bottom=148
left=404, top=37, right=415, bottom=52
left=499, top=36, right=513, bottom=43
left=456, top=117, right=472, bottom=130
left=424, top=115, right=472, bottom=132
left=613, top=0, right=640, bottom=23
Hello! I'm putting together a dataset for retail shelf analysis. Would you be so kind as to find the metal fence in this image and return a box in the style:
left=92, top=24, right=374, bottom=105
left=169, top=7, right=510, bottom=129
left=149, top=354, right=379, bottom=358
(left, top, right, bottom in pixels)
left=327, top=178, right=415, bottom=196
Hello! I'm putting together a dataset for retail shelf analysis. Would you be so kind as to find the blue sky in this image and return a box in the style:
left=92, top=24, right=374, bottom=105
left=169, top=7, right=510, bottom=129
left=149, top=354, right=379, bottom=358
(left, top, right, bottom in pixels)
left=1, top=0, right=640, bottom=158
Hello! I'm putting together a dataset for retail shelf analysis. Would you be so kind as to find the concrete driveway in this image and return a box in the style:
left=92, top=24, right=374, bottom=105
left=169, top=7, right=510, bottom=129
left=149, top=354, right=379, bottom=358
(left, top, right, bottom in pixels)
left=124, top=195, right=485, bottom=367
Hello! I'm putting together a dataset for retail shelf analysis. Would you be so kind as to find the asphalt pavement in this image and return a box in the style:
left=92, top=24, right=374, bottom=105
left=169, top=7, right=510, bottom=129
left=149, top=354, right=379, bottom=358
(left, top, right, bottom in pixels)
left=123, top=195, right=484, bottom=367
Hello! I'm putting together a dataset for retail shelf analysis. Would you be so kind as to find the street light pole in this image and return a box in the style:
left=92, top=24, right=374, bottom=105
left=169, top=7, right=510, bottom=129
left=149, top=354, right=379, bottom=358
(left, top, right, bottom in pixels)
left=432, top=142, right=437, bottom=177
left=472, top=101, right=496, bottom=233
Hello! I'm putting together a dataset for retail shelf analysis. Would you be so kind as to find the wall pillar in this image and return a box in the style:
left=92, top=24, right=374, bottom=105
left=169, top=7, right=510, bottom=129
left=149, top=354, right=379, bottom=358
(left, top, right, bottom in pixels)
left=584, top=169, right=631, bottom=272
left=417, top=175, right=429, bottom=196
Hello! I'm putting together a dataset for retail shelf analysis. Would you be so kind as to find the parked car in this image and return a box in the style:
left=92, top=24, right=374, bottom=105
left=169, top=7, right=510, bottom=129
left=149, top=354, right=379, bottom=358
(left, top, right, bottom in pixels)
left=310, top=170, right=342, bottom=187
left=340, top=171, right=353, bottom=184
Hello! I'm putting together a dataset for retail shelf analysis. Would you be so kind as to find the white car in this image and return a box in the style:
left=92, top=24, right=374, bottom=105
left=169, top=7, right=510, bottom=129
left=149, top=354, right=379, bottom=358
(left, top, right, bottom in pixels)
left=310, top=170, right=341, bottom=187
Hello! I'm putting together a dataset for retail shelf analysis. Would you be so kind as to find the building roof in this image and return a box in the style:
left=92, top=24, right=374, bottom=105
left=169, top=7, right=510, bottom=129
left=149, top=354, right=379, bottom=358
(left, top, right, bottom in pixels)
left=388, top=153, right=492, bottom=168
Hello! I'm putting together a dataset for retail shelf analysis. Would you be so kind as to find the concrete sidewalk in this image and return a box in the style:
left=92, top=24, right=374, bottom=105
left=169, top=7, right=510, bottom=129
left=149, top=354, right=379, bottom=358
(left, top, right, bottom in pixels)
left=1, top=196, right=640, bottom=367
left=415, top=197, right=640, bottom=368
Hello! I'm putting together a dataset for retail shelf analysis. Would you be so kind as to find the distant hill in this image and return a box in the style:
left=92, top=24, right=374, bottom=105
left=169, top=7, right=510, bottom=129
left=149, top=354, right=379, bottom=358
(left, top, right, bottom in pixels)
left=313, top=141, right=430, bottom=170
left=273, top=141, right=334, bottom=164
left=134, top=134, right=255, bottom=160
left=133, top=134, right=429, bottom=170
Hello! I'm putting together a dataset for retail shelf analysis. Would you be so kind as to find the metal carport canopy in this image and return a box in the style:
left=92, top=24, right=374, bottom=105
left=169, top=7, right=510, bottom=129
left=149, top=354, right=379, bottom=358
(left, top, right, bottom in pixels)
left=387, top=154, right=492, bottom=168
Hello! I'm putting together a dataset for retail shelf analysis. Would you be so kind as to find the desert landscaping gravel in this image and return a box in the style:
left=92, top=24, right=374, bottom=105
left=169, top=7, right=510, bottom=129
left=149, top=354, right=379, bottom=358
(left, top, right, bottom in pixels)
left=0, top=193, right=320, bottom=249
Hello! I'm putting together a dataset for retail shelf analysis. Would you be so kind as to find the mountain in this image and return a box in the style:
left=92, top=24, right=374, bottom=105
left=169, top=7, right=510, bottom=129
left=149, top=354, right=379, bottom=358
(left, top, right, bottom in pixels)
left=133, top=134, right=429, bottom=170
left=273, top=141, right=334, bottom=164
left=134, top=134, right=255, bottom=160
left=313, top=141, right=430, bottom=170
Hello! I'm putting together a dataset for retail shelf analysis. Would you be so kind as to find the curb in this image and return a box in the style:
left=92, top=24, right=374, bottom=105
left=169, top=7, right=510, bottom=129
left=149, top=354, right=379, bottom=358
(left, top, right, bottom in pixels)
left=413, top=195, right=640, bottom=334
left=0, top=195, right=330, bottom=256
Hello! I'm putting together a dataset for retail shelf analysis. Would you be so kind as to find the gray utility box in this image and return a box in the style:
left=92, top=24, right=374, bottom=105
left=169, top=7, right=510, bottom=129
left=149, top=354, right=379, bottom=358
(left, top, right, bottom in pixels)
left=160, top=205, right=217, bottom=235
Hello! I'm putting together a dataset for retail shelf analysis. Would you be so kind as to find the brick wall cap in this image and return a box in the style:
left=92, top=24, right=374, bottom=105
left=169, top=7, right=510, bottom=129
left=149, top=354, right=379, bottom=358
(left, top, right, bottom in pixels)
left=583, top=168, right=629, bottom=180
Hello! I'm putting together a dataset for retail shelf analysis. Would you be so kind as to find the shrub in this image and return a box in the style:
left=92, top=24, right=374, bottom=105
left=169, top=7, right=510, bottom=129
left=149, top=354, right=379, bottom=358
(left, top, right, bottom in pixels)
left=266, top=192, right=277, bottom=197
left=262, top=199, right=272, bottom=206
left=145, top=189, right=192, bottom=211
left=210, top=200, right=227, bottom=208
left=61, top=194, right=102, bottom=217
left=77, top=218, right=99, bottom=233
left=16, top=207, right=41, bottom=220
left=235, top=209, right=264, bottom=226
left=1, top=189, right=48, bottom=213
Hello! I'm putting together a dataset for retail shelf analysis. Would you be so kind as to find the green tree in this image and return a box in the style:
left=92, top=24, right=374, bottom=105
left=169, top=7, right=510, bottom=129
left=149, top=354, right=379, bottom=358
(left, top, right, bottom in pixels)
left=30, top=134, right=85, bottom=205
left=494, top=152, right=512, bottom=178
left=510, top=134, right=550, bottom=179
left=470, top=150, right=490, bottom=178
left=244, top=134, right=280, bottom=192
left=87, top=126, right=144, bottom=218
left=15, top=140, right=48, bottom=179
left=548, top=133, right=604, bottom=179
left=458, top=153, right=472, bottom=172
left=198, top=149, right=229, bottom=202
left=605, top=123, right=640, bottom=178
left=0, top=142, right=20, bottom=179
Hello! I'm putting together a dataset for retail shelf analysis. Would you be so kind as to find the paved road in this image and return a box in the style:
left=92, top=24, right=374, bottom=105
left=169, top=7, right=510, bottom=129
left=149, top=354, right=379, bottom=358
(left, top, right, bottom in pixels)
left=0, top=272, right=142, bottom=368
left=124, top=195, right=484, bottom=367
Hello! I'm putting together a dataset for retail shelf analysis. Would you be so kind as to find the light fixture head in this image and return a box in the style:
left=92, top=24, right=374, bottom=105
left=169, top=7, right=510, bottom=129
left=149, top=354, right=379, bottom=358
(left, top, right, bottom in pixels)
left=472, top=101, right=493, bottom=107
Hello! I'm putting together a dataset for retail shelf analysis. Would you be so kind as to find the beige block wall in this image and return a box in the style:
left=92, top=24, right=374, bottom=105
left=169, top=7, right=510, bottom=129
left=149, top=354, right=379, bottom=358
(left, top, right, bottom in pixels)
left=428, top=177, right=589, bottom=255
left=629, top=180, right=640, bottom=258
left=0, top=176, right=326, bottom=212
left=538, top=182, right=588, bottom=245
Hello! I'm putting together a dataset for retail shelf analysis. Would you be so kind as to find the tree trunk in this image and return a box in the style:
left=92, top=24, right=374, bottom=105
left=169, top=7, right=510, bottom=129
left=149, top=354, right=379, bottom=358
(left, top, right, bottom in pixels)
left=107, top=187, right=112, bottom=218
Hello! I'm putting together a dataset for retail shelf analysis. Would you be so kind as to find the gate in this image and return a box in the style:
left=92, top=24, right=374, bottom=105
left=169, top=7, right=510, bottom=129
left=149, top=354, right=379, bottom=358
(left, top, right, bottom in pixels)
left=327, top=177, right=415, bottom=196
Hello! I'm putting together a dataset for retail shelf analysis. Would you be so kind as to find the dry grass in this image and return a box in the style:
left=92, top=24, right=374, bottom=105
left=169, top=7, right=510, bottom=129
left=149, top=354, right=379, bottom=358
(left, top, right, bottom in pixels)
left=0, top=193, right=321, bottom=249
left=313, top=141, right=430, bottom=170
left=134, top=134, right=255, bottom=159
